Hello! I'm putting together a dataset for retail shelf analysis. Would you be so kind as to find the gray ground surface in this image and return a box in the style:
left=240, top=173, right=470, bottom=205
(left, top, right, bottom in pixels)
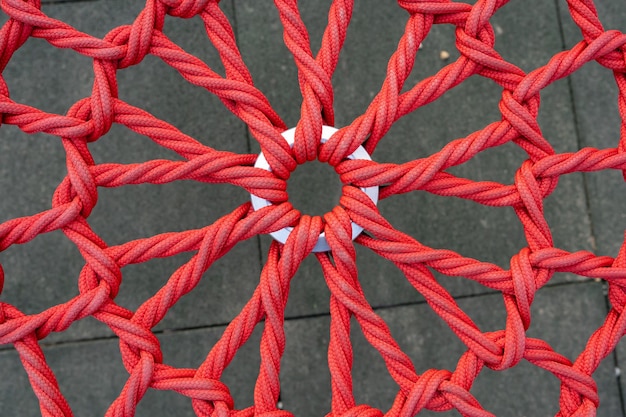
left=0, top=0, right=625, bottom=416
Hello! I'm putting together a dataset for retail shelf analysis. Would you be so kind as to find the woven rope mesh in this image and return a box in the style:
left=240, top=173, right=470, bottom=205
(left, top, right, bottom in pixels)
left=1, top=0, right=626, bottom=415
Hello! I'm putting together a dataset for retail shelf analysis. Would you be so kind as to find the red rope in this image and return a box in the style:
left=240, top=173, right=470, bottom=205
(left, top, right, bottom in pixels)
left=0, top=0, right=625, bottom=415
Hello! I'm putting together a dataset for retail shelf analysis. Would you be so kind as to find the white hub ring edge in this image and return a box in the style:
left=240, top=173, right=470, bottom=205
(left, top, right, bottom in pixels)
left=250, top=126, right=379, bottom=252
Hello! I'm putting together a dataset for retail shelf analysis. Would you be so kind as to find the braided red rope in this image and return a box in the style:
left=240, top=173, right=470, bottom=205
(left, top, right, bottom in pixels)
left=1, top=0, right=626, bottom=415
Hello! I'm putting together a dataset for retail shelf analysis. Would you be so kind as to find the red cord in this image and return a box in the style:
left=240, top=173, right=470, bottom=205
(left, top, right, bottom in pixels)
left=0, top=0, right=625, bottom=415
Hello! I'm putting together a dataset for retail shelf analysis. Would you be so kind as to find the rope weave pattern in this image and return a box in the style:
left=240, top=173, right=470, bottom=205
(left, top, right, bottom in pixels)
left=1, top=0, right=626, bottom=415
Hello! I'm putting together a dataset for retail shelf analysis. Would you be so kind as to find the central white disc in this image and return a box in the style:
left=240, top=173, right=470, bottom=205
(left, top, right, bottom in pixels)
left=250, top=126, right=379, bottom=252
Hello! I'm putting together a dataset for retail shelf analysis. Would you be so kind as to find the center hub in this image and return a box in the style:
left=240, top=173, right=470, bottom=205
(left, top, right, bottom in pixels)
left=250, top=126, right=379, bottom=252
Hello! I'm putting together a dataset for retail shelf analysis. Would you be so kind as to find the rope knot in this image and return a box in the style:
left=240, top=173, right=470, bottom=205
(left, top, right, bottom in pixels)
left=105, top=1, right=166, bottom=70
left=160, top=0, right=211, bottom=18
left=73, top=27, right=117, bottom=141
left=513, top=160, right=553, bottom=252
left=485, top=329, right=525, bottom=371
left=189, top=398, right=222, bottom=416
left=510, top=248, right=536, bottom=329
left=608, top=234, right=626, bottom=313
left=116, top=321, right=164, bottom=368
left=401, top=369, right=452, bottom=416
left=499, top=90, right=553, bottom=161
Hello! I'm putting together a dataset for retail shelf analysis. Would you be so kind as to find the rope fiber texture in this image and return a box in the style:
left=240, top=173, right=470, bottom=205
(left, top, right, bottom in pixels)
left=1, top=0, right=626, bottom=416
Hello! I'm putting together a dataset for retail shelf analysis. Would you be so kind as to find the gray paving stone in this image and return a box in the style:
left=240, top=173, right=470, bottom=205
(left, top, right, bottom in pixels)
left=236, top=0, right=593, bottom=317
left=281, top=282, right=622, bottom=416
left=0, top=0, right=261, bottom=344
left=0, top=325, right=262, bottom=416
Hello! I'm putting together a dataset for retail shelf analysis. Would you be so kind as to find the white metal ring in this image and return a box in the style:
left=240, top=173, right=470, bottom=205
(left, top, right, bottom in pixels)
left=250, top=126, right=379, bottom=252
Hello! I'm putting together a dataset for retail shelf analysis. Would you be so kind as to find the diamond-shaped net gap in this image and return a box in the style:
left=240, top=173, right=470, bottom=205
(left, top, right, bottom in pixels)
left=0, top=0, right=625, bottom=416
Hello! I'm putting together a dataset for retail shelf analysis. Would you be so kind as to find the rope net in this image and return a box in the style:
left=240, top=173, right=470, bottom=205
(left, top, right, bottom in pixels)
left=1, top=0, right=626, bottom=415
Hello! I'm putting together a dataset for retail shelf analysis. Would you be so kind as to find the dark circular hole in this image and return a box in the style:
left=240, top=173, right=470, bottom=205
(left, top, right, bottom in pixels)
left=287, top=161, right=342, bottom=217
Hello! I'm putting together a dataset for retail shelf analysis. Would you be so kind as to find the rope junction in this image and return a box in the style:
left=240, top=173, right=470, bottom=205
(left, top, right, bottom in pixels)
left=1, top=0, right=626, bottom=416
